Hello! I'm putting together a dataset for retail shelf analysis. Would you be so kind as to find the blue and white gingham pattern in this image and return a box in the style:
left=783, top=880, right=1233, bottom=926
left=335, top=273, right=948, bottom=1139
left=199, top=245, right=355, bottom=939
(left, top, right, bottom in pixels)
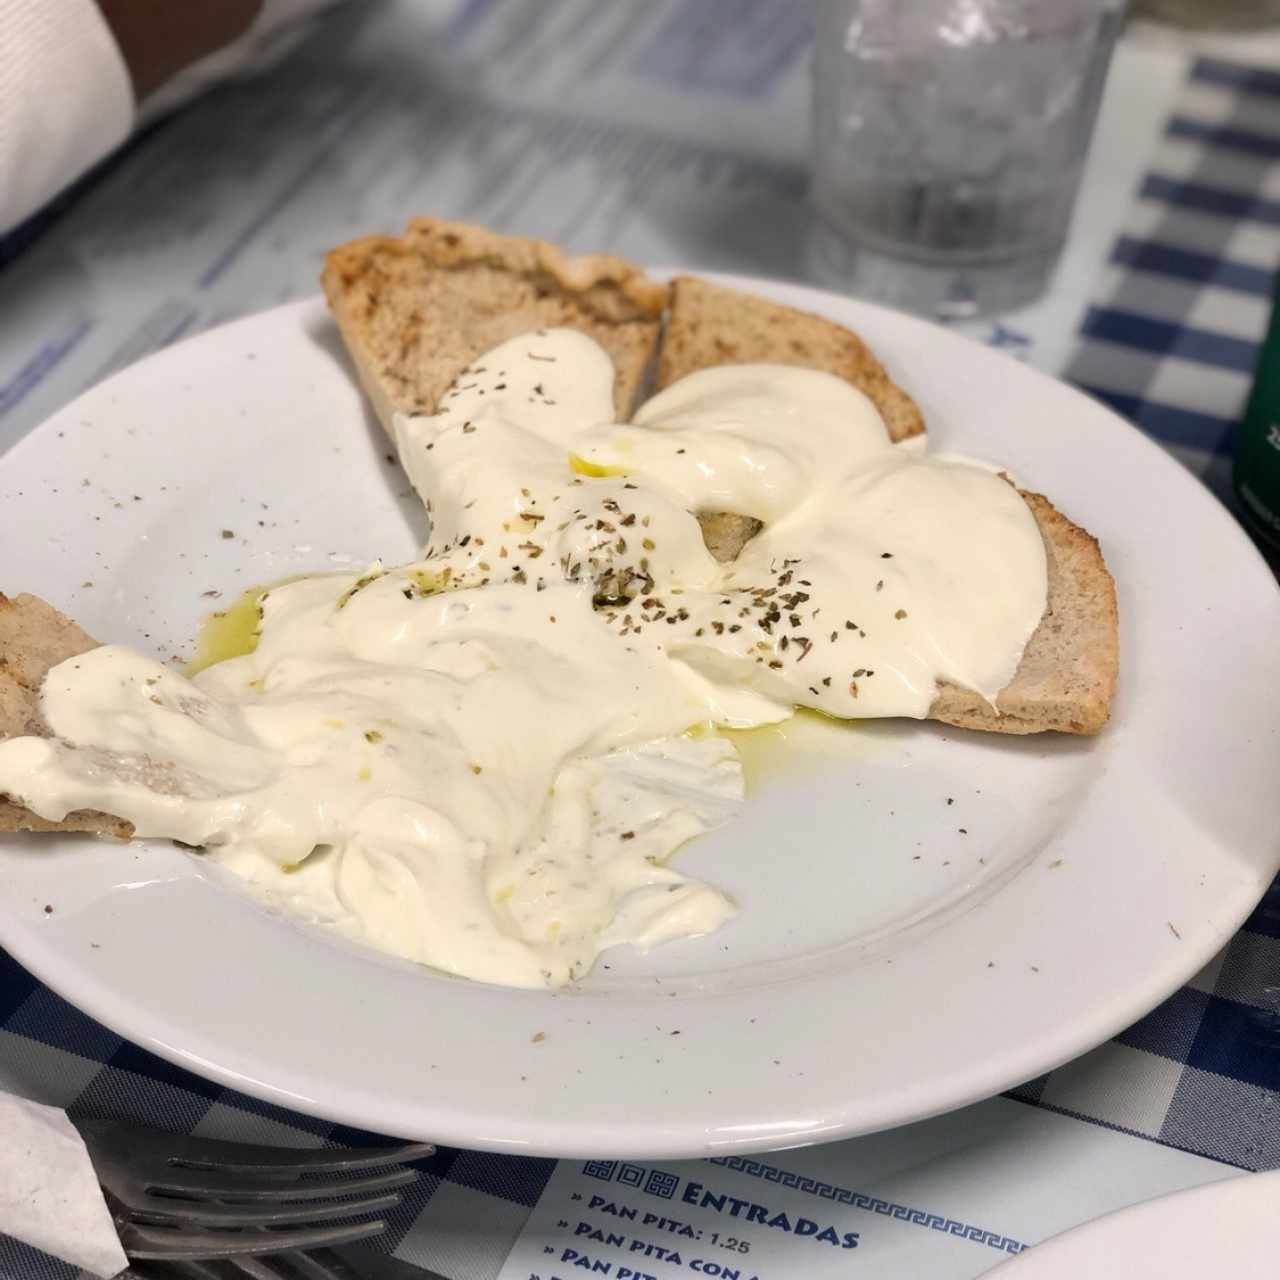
left=1008, top=874, right=1280, bottom=1169
left=4, top=45, right=1280, bottom=1280
left=1065, top=56, right=1280, bottom=511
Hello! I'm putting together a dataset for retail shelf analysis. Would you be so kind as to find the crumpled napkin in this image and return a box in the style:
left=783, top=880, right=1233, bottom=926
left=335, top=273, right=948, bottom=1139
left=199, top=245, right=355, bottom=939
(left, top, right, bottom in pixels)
left=0, top=1091, right=128, bottom=1278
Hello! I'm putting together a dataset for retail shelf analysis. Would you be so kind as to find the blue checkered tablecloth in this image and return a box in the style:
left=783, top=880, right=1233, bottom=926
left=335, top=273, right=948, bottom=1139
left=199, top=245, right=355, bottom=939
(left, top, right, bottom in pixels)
left=2, top=19, right=1280, bottom=1280
left=1067, top=56, right=1280, bottom=517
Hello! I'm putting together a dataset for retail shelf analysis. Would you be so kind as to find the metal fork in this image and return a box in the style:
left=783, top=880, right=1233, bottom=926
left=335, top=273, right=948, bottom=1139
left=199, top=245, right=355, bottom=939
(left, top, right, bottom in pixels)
left=76, top=1119, right=433, bottom=1262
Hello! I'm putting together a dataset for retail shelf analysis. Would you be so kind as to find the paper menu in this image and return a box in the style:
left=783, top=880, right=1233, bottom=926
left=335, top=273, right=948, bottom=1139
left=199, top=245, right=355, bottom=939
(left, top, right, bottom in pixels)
left=497, top=1097, right=1239, bottom=1280
left=504, top=1160, right=864, bottom=1280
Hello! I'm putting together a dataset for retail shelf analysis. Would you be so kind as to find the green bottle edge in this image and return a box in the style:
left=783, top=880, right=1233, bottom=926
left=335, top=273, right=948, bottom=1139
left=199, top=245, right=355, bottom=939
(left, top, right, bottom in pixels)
left=1233, top=278, right=1280, bottom=555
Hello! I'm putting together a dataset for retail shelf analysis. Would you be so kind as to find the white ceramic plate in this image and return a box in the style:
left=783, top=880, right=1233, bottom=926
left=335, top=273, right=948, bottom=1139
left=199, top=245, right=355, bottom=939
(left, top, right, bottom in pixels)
left=1, top=276, right=1277, bottom=1159
left=989, top=1172, right=1280, bottom=1279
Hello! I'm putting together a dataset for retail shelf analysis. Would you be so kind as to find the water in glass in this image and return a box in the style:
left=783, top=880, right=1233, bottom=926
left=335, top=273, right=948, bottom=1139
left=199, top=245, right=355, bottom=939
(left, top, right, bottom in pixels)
left=810, top=0, right=1125, bottom=319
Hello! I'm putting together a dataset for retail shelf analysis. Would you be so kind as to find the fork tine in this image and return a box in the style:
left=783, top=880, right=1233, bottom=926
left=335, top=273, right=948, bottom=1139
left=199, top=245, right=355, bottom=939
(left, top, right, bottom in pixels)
left=147, top=1164, right=417, bottom=1202
left=224, top=1257, right=293, bottom=1280
left=119, top=1216, right=385, bottom=1261
left=77, top=1120, right=433, bottom=1178
left=132, top=1186, right=402, bottom=1228
left=128, top=1246, right=358, bottom=1279
left=129, top=1262, right=228, bottom=1279
left=175, top=1142, right=435, bottom=1175
left=270, top=1253, right=351, bottom=1280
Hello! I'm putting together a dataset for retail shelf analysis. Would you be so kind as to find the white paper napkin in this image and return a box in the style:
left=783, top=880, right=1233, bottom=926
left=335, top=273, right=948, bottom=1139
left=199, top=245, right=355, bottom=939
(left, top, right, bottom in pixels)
left=0, top=1091, right=128, bottom=1278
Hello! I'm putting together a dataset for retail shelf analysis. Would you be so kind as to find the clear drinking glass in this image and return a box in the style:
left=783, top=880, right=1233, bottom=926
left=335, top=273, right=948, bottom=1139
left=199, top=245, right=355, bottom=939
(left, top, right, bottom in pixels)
left=809, top=0, right=1126, bottom=320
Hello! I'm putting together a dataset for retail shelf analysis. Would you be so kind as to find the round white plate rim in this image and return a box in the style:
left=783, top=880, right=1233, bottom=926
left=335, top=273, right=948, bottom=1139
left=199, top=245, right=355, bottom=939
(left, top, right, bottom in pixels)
left=989, top=1171, right=1280, bottom=1277
left=0, top=274, right=1276, bottom=1158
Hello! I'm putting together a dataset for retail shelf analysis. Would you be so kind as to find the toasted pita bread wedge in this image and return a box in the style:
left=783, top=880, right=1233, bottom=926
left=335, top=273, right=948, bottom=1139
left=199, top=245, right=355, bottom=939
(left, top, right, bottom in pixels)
left=653, top=275, right=1116, bottom=734
left=658, top=274, right=924, bottom=444
left=0, top=593, right=131, bottom=837
left=322, top=217, right=668, bottom=427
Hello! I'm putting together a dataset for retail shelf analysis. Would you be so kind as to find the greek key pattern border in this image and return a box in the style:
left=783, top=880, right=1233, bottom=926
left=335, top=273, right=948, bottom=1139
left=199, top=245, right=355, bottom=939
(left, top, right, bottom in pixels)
left=709, top=1155, right=1027, bottom=1255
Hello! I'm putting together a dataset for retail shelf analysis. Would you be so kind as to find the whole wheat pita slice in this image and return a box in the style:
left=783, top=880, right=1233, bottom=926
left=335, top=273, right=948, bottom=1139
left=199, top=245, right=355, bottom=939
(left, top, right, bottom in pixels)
left=657, top=288, right=1117, bottom=733
left=697, top=486, right=1116, bottom=735
left=932, top=491, right=1116, bottom=734
left=0, top=593, right=132, bottom=838
left=657, top=275, right=925, bottom=444
left=321, top=217, right=669, bottom=432
left=659, top=274, right=926, bottom=567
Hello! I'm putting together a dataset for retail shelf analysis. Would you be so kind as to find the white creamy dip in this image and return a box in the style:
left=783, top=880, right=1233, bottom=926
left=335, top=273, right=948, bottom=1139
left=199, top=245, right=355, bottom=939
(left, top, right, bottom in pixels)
left=0, top=328, right=1047, bottom=988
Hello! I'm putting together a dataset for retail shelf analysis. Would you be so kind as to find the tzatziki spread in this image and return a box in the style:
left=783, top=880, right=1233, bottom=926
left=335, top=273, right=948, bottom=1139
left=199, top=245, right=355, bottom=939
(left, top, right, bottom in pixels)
left=0, top=329, right=1047, bottom=988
